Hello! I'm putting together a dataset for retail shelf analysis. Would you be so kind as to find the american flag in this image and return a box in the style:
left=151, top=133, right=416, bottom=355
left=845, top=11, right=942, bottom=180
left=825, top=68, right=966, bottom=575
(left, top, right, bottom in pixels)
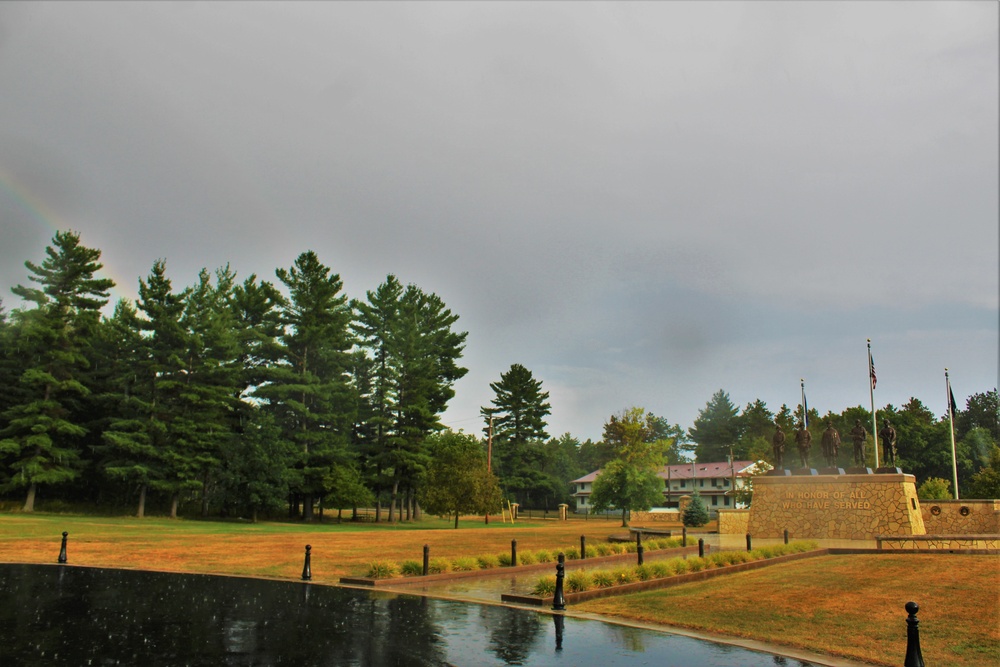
left=868, top=351, right=877, bottom=390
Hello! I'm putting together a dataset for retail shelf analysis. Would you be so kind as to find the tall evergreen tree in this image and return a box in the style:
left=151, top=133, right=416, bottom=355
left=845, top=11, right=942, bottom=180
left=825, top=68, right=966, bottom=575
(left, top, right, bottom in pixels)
left=0, top=231, right=113, bottom=511
left=481, top=363, right=551, bottom=505
left=688, top=390, right=742, bottom=463
left=256, top=251, right=356, bottom=521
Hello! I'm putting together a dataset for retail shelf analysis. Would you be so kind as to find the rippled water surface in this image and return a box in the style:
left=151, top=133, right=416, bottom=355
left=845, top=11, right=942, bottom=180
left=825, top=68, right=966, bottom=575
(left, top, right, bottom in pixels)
left=0, top=564, right=815, bottom=666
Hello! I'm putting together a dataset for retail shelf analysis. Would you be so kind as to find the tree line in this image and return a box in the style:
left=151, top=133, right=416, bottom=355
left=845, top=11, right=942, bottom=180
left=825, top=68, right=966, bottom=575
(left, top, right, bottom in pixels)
left=1, top=232, right=996, bottom=520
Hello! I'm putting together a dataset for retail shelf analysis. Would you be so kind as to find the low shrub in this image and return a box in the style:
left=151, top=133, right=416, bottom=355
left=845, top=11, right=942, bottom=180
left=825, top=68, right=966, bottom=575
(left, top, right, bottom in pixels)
left=477, top=554, right=500, bottom=569
left=518, top=550, right=536, bottom=565
left=635, top=563, right=653, bottom=581
left=648, top=561, right=672, bottom=578
left=534, top=550, right=553, bottom=563
left=367, top=560, right=399, bottom=579
left=621, top=542, right=636, bottom=553
left=451, top=556, right=479, bottom=571
left=564, top=547, right=580, bottom=560
left=584, top=546, right=598, bottom=558
left=497, top=553, right=513, bottom=567
left=399, top=560, right=423, bottom=576
left=594, top=543, right=613, bottom=557
left=428, top=557, right=451, bottom=574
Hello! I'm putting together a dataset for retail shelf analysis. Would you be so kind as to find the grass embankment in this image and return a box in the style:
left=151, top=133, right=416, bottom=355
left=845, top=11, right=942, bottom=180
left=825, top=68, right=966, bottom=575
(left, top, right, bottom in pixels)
left=575, top=553, right=1000, bottom=667
left=0, top=512, right=626, bottom=581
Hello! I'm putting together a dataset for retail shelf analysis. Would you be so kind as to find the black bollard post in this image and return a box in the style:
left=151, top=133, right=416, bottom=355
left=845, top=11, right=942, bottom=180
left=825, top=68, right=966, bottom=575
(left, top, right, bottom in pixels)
left=511, top=539, right=517, bottom=567
left=301, top=544, right=312, bottom=581
left=552, top=553, right=566, bottom=611
left=580, top=535, right=586, bottom=560
left=698, top=537, right=704, bottom=558
left=682, top=527, right=687, bottom=547
left=784, top=529, right=789, bottom=545
left=746, top=533, right=752, bottom=552
left=423, top=544, right=430, bottom=576
left=904, top=602, right=925, bottom=667
left=636, top=531, right=644, bottom=566
left=58, top=531, right=68, bottom=564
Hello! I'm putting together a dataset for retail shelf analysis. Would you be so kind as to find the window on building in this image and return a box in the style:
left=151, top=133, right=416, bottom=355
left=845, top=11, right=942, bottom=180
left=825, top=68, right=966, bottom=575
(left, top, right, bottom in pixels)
left=699, top=479, right=704, bottom=487
left=724, top=479, right=730, bottom=486
left=711, top=478, right=717, bottom=487
left=724, top=496, right=730, bottom=506
left=711, top=495, right=718, bottom=506
left=680, top=480, right=686, bottom=488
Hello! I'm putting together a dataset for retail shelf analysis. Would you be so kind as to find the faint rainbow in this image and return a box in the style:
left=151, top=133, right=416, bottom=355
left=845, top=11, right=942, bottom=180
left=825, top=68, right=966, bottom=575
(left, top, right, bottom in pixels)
left=0, top=172, right=137, bottom=306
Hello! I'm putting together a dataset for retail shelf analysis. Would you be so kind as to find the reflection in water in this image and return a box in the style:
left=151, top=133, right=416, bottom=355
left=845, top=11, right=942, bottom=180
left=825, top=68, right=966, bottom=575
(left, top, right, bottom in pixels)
left=0, top=565, right=817, bottom=666
left=480, top=604, right=543, bottom=665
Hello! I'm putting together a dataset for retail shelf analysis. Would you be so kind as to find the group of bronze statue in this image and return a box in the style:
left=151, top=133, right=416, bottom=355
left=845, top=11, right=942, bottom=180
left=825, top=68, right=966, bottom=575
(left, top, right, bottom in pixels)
left=771, top=419, right=897, bottom=469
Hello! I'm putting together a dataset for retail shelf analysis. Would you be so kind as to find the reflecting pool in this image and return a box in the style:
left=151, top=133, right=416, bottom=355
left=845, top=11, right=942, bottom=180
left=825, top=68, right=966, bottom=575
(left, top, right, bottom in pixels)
left=0, top=565, right=814, bottom=666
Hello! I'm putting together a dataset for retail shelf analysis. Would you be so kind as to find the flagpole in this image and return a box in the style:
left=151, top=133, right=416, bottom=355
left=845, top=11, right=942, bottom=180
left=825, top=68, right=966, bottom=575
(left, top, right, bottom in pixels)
left=868, top=339, right=879, bottom=469
left=946, top=369, right=959, bottom=500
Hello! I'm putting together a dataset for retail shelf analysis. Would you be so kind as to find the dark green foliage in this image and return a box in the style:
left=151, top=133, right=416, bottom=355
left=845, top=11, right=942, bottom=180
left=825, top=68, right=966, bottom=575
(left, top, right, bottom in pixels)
left=688, top=390, right=742, bottom=463
left=589, top=407, right=670, bottom=526
left=0, top=231, right=113, bottom=511
left=682, top=491, right=710, bottom=527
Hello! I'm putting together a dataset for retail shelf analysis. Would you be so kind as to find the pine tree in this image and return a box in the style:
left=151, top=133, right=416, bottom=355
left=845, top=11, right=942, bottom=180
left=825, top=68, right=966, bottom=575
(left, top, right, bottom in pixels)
left=682, top=490, right=710, bottom=527
left=689, top=390, right=743, bottom=463
left=0, top=231, right=113, bottom=511
left=481, top=363, right=551, bottom=506
left=256, top=251, right=356, bottom=521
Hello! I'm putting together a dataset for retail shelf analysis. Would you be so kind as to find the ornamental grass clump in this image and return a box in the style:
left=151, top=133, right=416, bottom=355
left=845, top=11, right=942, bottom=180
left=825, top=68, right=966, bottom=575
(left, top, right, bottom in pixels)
left=399, top=560, right=423, bottom=576
left=517, top=550, right=536, bottom=565
left=567, top=570, right=593, bottom=592
left=534, top=549, right=553, bottom=563
left=497, top=553, right=513, bottom=567
left=594, top=543, right=613, bottom=557
left=686, top=557, right=707, bottom=572
left=611, top=567, right=635, bottom=584
left=584, top=546, right=597, bottom=558
left=563, top=547, right=580, bottom=560
left=477, top=554, right=500, bottom=569
left=367, top=560, right=399, bottom=579
left=591, top=570, right=615, bottom=588
left=428, top=557, right=451, bottom=574
left=533, top=575, right=556, bottom=596
left=451, top=556, right=479, bottom=571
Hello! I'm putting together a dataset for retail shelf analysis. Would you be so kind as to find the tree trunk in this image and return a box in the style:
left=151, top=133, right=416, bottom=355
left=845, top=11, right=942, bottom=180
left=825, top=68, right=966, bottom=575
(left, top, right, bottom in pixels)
left=137, top=484, right=147, bottom=518
left=170, top=492, right=179, bottom=519
left=414, top=500, right=422, bottom=521
left=375, top=496, right=382, bottom=523
left=454, top=511, right=460, bottom=529
left=288, top=493, right=299, bottom=519
left=201, top=473, right=210, bottom=517
left=389, top=480, right=399, bottom=523
left=23, top=482, right=37, bottom=512
left=405, top=488, right=412, bottom=521
left=620, top=508, right=628, bottom=527
left=303, top=494, right=314, bottom=521
left=252, top=507, right=258, bottom=524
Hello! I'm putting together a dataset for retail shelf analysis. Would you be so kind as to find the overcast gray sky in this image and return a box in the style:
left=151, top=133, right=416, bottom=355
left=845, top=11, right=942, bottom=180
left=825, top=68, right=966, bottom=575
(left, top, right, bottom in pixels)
left=1, top=2, right=996, bottom=441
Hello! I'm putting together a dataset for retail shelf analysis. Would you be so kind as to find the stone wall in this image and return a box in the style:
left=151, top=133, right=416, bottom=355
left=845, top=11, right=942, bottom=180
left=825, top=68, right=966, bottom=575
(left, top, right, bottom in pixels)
left=920, top=499, right=1000, bottom=534
left=747, top=473, right=925, bottom=540
left=717, top=509, right=750, bottom=534
left=878, top=535, right=999, bottom=551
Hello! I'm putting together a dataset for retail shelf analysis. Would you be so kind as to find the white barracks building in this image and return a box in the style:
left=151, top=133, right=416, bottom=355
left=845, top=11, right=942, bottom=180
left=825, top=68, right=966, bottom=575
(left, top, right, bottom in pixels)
left=570, top=460, right=757, bottom=514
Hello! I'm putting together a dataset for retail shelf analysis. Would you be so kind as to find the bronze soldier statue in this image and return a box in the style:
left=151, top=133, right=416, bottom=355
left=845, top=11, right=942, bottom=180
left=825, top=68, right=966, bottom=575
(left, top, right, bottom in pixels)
left=849, top=420, right=867, bottom=466
left=821, top=421, right=841, bottom=467
left=771, top=422, right=786, bottom=468
left=879, top=419, right=897, bottom=467
left=794, top=422, right=812, bottom=468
